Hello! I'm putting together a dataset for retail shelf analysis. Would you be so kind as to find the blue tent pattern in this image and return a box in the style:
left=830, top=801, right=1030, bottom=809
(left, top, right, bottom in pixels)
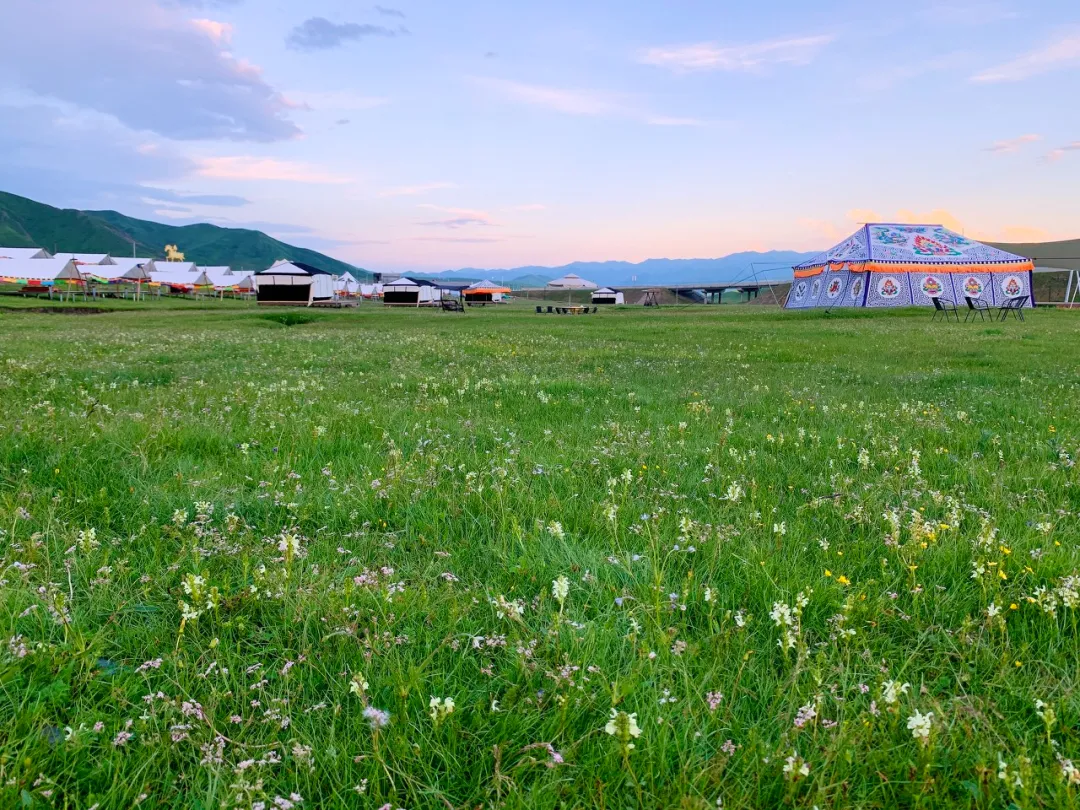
left=786, top=224, right=1035, bottom=310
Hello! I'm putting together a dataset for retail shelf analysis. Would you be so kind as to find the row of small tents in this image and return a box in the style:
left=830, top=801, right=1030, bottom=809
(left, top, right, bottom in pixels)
left=0, top=248, right=370, bottom=298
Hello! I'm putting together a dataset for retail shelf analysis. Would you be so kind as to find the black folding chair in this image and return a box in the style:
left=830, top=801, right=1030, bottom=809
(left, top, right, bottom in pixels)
left=546, top=306, right=553, bottom=313
left=931, top=296, right=959, bottom=322
left=535, top=305, right=543, bottom=314
left=998, top=297, right=1026, bottom=322
left=592, top=306, right=598, bottom=314
left=964, top=296, right=991, bottom=322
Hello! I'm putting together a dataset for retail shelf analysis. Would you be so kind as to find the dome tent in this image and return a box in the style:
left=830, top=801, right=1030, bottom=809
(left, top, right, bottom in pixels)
left=785, top=224, right=1035, bottom=310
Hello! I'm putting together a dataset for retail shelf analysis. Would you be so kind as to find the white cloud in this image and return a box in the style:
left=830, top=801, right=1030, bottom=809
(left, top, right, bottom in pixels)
left=378, top=182, right=457, bottom=197
left=416, top=204, right=497, bottom=228
left=640, top=35, right=835, bottom=73
left=287, top=91, right=390, bottom=111
left=971, top=31, right=1080, bottom=82
left=196, top=156, right=351, bottom=183
left=0, top=0, right=299, bottom=142
left=472, top=77, right=625, bottom=116
left=646, top=116, right=706, bottom=127
left=471, top=77, right=705, bottom=127
left=984, top=134, right=1041, bottom=153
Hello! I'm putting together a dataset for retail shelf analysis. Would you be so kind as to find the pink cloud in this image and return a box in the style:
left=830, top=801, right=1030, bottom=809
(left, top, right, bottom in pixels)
left=640, top=35, right=835, bottom=73
left=1047, top=142, right=1080, bottom=161
left=984, top=134, right=1041, bottom=153
left=196, top=156, right=350, bottom=184
left=971, top=31, right=1080, bottom=82
left=190, top=18, right=233, bottom=45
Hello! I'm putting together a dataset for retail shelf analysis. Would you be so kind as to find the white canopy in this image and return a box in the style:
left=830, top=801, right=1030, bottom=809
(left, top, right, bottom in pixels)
left=155, top=261, right=198, bottom=274
left=152, top=268, right=213, bottom=289
left=52, top=253, right=115, bottom=265
left=384, top=277, right=420, bottom=291
left=0, top=246, right=51, bottom=260
left=547, top=273, right=598, bottom=290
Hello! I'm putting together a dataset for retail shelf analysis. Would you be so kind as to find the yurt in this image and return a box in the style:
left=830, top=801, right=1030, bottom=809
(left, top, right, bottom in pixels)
left=463, top=279, right=510, bottom=303
left=547, top=273, right=598, bottom=290
left=786, top=224, right=1035, bottom=310
left=591, top=287, right=624, bottom=305
left=383, top=277, right=437, bottom=306
left=255, top=260, right=334, bottom=306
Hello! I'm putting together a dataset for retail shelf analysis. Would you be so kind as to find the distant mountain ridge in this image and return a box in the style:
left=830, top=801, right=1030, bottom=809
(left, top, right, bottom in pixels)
left=0, top=190, right=367, bottom=277
left=413, top=252, right=816, bottom=288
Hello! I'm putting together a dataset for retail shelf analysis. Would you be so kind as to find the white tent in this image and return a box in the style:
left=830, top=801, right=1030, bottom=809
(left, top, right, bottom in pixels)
left=51, top=253, right=115, bottom=265
left=547, top=273, right=598, bottom=290
left=0, top=257, right=82, bottom=284
left=84, top=258, right=154, bottom=281
left=155, top=261, right=198, bottom=274
left=200, top=266, right=255, bottom=293
left=151, top=267, right=214, bottom=292
left=334, top=271, right=360, bottom=298
left=255, top=260, right=335, bottom=305
left=360, top=283, right=383, bottom=299
left=0, top=246, right=51, bottom=260
left=383, top=277, right=437, bottom=306
left=591, top=287, right=624, bottom=305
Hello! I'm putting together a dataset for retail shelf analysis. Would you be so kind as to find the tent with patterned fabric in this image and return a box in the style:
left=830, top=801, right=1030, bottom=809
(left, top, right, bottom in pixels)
left=785, top=224, right=1035, bottom=310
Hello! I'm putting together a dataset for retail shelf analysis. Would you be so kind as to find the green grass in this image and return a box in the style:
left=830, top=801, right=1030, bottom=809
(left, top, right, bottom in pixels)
left=1, top=304, right=1079, bottom=809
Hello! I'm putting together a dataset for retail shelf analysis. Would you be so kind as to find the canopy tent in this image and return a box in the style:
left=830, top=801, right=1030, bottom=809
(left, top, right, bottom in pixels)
left=51, top=253, right=115, bottom=265
left=200, top=266, right=255, bottom=293
left=383, top=277, right=438, bottom=306
left=0, top=247, right=51, bottom=260
left=785, top=224, right=1035, bottom=310
left=334, top=271, right=360, bottom=298
left=83, top=258, right=154, bottom=283
left=989, top=238, right=1080, bottom=305
left=360, top=283, right=383, bottom=299
left=150, top=267, right=214, bottom=292
left=0, top=258, right=83, bottom=286
left=546, top=273, right=598, bottom=290
left=255, top=260, right=334, bottom=305
left=463, top=279, right=510, bottom=303
left=155, top=261, right=198, bottom=274
left=591, top=287, right=624, bottom=305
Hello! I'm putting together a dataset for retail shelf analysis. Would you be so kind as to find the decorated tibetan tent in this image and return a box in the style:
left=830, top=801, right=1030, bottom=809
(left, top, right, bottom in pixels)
left=785, top=224, right=1034, bottom=310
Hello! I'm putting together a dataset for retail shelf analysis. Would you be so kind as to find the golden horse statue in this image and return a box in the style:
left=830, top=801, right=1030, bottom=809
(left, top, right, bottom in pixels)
left=164, top=244, right=185, bottom=262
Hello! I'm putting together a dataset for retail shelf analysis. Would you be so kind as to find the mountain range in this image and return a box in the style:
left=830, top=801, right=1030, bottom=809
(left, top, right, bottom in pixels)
left=411, top=253, right=815, bottom=288
left=0, top=190, right=367, bottom=278
left=1, top=189, right=823, bottom=287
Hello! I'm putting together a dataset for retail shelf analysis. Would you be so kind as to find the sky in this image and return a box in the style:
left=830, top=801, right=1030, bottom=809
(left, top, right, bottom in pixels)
left=1, top=0, right=1079, bottom=272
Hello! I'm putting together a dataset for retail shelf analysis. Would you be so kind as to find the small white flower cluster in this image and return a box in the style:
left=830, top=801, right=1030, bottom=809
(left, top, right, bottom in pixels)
left=769, top=589, right=810, bottom=652
left=429, top=696, right=455, bottom=724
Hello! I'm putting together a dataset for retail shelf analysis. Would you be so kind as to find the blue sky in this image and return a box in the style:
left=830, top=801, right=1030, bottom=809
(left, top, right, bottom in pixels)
left=1, top=0, right=1078, bottom=271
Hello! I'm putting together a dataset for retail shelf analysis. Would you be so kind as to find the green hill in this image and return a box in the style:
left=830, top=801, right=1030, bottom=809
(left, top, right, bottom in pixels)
left=0, top=190, right=367, bottom=277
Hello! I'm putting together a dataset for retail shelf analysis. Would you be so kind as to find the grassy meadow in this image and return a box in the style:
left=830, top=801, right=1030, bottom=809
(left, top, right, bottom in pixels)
left=1, top=303, right=1079, bottom=809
